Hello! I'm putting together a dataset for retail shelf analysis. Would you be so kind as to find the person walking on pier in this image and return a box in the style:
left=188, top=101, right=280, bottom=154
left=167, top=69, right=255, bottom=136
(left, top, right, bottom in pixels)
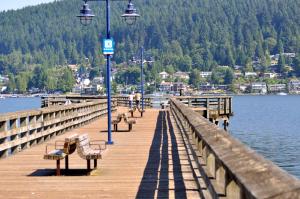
left=135, top=92, right=141, bottom=108
left=129, top=92, right=134, bottom=109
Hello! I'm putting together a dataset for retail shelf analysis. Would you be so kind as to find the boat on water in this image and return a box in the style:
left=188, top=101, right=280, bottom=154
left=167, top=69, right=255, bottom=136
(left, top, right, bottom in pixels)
left=0, top=95, right=5, bottom=99
left=277, top=92, right=288, bottom=96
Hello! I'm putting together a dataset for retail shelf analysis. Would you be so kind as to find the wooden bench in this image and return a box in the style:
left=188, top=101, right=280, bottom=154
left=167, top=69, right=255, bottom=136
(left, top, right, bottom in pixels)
left=75, top=134, right=106, bottom=171
left=128, top=107, right=137, bottom=117
left=129, top=107, right=145, bottom=117
left=43, top=134, right=78, bottom=176
left=112, top=113, right=136, bottom=131
left=137, top=107, right=145, bottom=117
left=112, top=113, right=124, bottom=131
left=123, top=113, right=136, bottom=131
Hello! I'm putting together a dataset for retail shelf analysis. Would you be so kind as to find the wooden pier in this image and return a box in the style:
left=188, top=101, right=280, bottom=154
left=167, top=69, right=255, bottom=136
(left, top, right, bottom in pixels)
left=0, top=96, right=300, bottom=198
left=0, top=108, right=201, bottom=198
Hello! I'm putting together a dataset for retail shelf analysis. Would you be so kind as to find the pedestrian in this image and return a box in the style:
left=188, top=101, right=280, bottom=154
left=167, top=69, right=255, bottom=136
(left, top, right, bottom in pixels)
left=129, top=92, right=134, bottom=109
left=135, top=92, right=141, bottom=108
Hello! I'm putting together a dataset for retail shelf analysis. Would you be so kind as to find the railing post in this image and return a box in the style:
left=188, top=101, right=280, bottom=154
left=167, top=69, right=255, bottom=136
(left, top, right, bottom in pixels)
left=206, top=98, right=210, bottom=119
left=0, top=120, right=8, bottom=158
left=226, top=180, right=241, bottom=199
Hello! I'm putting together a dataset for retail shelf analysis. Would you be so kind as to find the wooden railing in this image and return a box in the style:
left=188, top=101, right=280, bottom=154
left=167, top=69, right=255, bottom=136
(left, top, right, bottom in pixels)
left=170, top=98, right=300, bottom=198
left=41, top=95, right=152, bottom=108
left=113, top=96, right=152, bottom=107
left=0, top=99, right=116, bottom=159
left=174, top=96, right=233, bottom=119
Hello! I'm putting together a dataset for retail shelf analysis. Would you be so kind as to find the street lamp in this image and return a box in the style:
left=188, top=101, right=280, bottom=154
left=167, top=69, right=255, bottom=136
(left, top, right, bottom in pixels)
left=137, top=47, right=154, bottom=112
left=77, top=0, right=140, bottom=145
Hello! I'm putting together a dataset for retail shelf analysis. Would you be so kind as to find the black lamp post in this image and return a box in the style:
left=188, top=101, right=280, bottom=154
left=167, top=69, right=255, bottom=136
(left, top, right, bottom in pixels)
left=77, top=0, right=140, bottom=144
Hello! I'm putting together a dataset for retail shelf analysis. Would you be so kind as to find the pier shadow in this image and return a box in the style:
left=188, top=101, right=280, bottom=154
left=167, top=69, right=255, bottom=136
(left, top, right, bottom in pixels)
left=28, top=169, right=92, bottom=176
left=135, top=111, right=187, bottom=199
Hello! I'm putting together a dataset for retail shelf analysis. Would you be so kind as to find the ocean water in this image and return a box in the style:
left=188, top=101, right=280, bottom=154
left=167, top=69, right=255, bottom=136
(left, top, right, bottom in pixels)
left=229, top=95, right=300, bottom=179
left=0, top=97, right=41, bottom=114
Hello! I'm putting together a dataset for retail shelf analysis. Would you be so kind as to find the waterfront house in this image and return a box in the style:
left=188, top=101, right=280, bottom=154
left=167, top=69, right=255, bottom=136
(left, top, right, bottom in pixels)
left=159, top=81, right=173, bottom=92
left=199, top=72, right=212, bottom=78
left=264, top=73, right=278, bottom=79
left=159, top=71, right=169, bottom=80
left=215, top=85, right=229, bottom=91
left=234, top=72, right=243, bottom=78
left=288, top=80, right=300, bottom=94
left=267, top=84, right=287, bottom=93
left=245, top=72, right=258, bottom=78
left=173, top=71, right=189, bottom=80
left=68, top=64, right=79, bottom=72
left=199, top=83, right=214, bottom=91
left=251, top=82, right=267, bottom=94
left=172, top=82, right=187, bottom=92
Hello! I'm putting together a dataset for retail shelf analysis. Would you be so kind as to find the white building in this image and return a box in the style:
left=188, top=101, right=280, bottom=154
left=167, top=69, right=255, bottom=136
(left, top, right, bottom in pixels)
left=199, top=72, right=212, bottom=78
left=245, top=72, right=258, bottom=78
left=251, top=82, right=267, bottom=94
left=173, top=71, right=189, bottom=80
left=159, top=71, right=169, bottom=80
left=159, top=81, right=173, bottom=92
left=289, top=80, right=300, bottom=94
left=264, top=73, right=278, bottom=79
left=267, top=84, right=287, bottom=93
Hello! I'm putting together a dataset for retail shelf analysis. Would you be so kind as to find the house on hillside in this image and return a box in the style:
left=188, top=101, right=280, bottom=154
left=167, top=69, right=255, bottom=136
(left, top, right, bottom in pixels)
left=199, top=72, right=212, bottom=78
left=159, top=81, right=173, bottom=92
left=234, top=72, right=243, bottom=78
left=267, top=84, right=287, bottom=93
left=172, top=82, right=188, bottom=92
left=199, top=83, right=214, bottom=91
left=159, top=71, right=169, bottom=80
left=173, top=71, right=189, bottom=80
left=245, top=72, right=258, bottom=78
left=264, top=73, right=278, bottom=79
left=289, top=80, right=300, bottom=94
left=68, top=64, right=78, bottom=72
left=251, top=82, right=267, bottom=94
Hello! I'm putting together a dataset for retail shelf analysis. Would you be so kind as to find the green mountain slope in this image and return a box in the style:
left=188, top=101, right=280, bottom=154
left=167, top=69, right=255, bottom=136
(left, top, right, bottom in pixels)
left=0, top=0, right=299, bottom=74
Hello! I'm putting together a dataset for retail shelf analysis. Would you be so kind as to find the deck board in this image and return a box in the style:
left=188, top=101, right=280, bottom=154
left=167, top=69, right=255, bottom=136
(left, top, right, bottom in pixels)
left=0, top=108, right=200, bottom=198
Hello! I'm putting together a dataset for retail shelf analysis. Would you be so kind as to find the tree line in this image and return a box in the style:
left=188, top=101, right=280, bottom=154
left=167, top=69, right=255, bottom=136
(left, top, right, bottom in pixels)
left=0, top=0, right=299, bottom=92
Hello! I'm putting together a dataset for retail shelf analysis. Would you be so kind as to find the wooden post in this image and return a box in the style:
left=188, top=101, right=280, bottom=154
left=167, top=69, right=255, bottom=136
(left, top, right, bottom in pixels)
left=87, top=160, right=91, bottom=171
left=94, top=159, right=97, bottom=168
left=206, top=98, right=210, bottom=119
left=56, top=160, right=61, bottom=176
left=65, top=156, right=69, bottom=170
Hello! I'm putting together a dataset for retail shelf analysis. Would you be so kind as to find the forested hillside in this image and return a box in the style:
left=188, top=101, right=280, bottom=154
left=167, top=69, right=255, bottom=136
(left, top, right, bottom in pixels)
left=0, top=0, right=299, bottom=91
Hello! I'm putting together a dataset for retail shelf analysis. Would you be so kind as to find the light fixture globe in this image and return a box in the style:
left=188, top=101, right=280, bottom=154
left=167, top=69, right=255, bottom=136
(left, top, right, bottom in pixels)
left=121, top=1, right=140, bottom=25
left=77, top=3, right=95, bottom=26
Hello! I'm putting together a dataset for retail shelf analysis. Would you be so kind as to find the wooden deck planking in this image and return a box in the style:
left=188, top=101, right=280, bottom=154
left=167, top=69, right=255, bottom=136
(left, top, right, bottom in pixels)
left=0, top=108, right=200, bottom=198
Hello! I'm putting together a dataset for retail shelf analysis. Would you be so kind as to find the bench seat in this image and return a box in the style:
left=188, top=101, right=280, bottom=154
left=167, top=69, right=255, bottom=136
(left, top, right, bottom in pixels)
left=44, top=149, right=66, bottom=160
left=76, top=134, right=106, bottom=171
left=43, top=134, right=78, bottom=176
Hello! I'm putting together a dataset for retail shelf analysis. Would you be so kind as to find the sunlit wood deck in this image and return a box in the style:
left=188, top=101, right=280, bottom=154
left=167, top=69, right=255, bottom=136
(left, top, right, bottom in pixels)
left=0, top=108, right=200, bottom=198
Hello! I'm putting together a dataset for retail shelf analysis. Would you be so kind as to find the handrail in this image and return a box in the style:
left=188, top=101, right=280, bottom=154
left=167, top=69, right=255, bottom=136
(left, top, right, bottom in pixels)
left=0, top=99, right=117, bottom=159
left=170, top=98, right=300, bottom=198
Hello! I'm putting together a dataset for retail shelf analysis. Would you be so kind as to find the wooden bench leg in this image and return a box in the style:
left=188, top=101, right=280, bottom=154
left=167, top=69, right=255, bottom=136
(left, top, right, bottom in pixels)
left=131, top=112, right=133, bottom=117
left=56, top=160, right=61, bottom=176
left=87, top=160, right=91, bottom=171
left=141, top=112, right=143, bottom=117
left=65, top=155, right=69, bottom=170
left=129, top=124, right=132, bottom=131
left=94, top=159, right=97, bottom=168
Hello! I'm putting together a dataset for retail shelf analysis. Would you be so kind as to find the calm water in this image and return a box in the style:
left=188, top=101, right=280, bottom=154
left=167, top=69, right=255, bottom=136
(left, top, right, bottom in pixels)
left=0, top=97, right=41, bottom=114
left=229, top=95, right=300, bottom=179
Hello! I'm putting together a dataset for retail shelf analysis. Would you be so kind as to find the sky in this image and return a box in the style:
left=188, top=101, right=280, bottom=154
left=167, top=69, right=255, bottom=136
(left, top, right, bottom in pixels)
left=0, top=0, right=56, bottom=12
